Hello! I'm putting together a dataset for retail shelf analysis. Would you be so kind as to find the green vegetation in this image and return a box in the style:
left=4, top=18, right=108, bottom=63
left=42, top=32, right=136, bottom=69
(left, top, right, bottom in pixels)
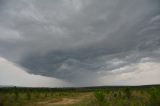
left=0, top=85, right=159, bottom=106
left=148, top=87, right=160, bottom=106
left=94, top=91, right=107, bottom=106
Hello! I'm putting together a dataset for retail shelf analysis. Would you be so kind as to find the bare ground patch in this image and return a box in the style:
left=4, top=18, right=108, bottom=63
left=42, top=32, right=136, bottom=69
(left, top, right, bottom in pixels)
left=32, top=93, right=92, bottom=106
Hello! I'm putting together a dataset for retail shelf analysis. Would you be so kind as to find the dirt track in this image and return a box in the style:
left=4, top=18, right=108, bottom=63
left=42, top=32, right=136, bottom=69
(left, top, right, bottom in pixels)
left=33, top=93, right=92, bottom=106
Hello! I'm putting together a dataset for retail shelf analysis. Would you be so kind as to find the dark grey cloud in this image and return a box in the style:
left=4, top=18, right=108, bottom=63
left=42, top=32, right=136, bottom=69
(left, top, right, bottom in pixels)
left=0, top=0, right=160, bottom=86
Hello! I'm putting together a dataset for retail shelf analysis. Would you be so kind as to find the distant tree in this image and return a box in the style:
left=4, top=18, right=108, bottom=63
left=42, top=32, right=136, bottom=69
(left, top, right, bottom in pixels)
left=14, top=86, right=19, bottom=101
left=26, top=91, right=31, bottom=100
left=125, top=87, right=131, bottom=99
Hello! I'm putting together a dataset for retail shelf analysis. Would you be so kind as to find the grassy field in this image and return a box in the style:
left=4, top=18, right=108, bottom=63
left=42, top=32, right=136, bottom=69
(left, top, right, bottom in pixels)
left=0, top=85, right=160, bottom=106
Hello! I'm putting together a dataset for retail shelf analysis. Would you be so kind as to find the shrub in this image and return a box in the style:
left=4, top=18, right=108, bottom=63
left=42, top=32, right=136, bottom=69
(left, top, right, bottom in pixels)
left=0, top=96, right=3, bottom=106
left=124, top=87, right=131, bottom=99
left=26, top=92, right=31, bottom=100
left=148, top=87, right=160, bottom=106
left=14, top=88, right=19, bottom=101
left=94, top=91, right=107, bottom=106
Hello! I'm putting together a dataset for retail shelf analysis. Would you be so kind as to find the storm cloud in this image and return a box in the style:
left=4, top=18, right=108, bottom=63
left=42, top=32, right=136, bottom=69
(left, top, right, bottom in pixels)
left=0, top=0, right=160, bottom=86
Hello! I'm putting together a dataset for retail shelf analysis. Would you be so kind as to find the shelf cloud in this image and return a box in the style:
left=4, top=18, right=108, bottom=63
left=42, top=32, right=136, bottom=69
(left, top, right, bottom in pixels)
left=0, top=0, right=160, bottom=86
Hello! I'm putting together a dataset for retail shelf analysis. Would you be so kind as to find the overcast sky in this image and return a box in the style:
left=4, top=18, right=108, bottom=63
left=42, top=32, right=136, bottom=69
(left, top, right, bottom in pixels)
left=0, top=0, right=160, bottom=87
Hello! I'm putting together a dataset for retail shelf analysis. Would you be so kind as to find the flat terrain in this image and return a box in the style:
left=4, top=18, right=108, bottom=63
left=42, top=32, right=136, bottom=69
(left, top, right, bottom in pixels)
left=31, top=93, right=92, bottom=106
left=0, top=85, right=160, bottom=106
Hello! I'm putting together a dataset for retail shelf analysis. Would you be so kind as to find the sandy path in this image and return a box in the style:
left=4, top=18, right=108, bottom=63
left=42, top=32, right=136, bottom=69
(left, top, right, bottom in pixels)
left=34, top=93, right=92, bottom=106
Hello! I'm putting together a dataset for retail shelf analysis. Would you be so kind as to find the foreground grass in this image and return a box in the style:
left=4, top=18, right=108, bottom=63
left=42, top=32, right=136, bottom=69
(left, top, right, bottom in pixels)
left=0, top=85, right=160, bottom=106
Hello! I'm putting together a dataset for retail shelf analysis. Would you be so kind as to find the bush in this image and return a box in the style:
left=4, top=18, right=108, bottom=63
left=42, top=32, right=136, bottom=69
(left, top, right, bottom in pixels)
left=14, top=90, right=19, bottom=101
left=148, top=87, right=160, bottom=106
left=94, top=91, right=107, bottom=106
left=124, top=87, right=131, bottom=99
left=0, top=96, right=3, bottom=106
left=26, top=92, right=31, bottom=100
